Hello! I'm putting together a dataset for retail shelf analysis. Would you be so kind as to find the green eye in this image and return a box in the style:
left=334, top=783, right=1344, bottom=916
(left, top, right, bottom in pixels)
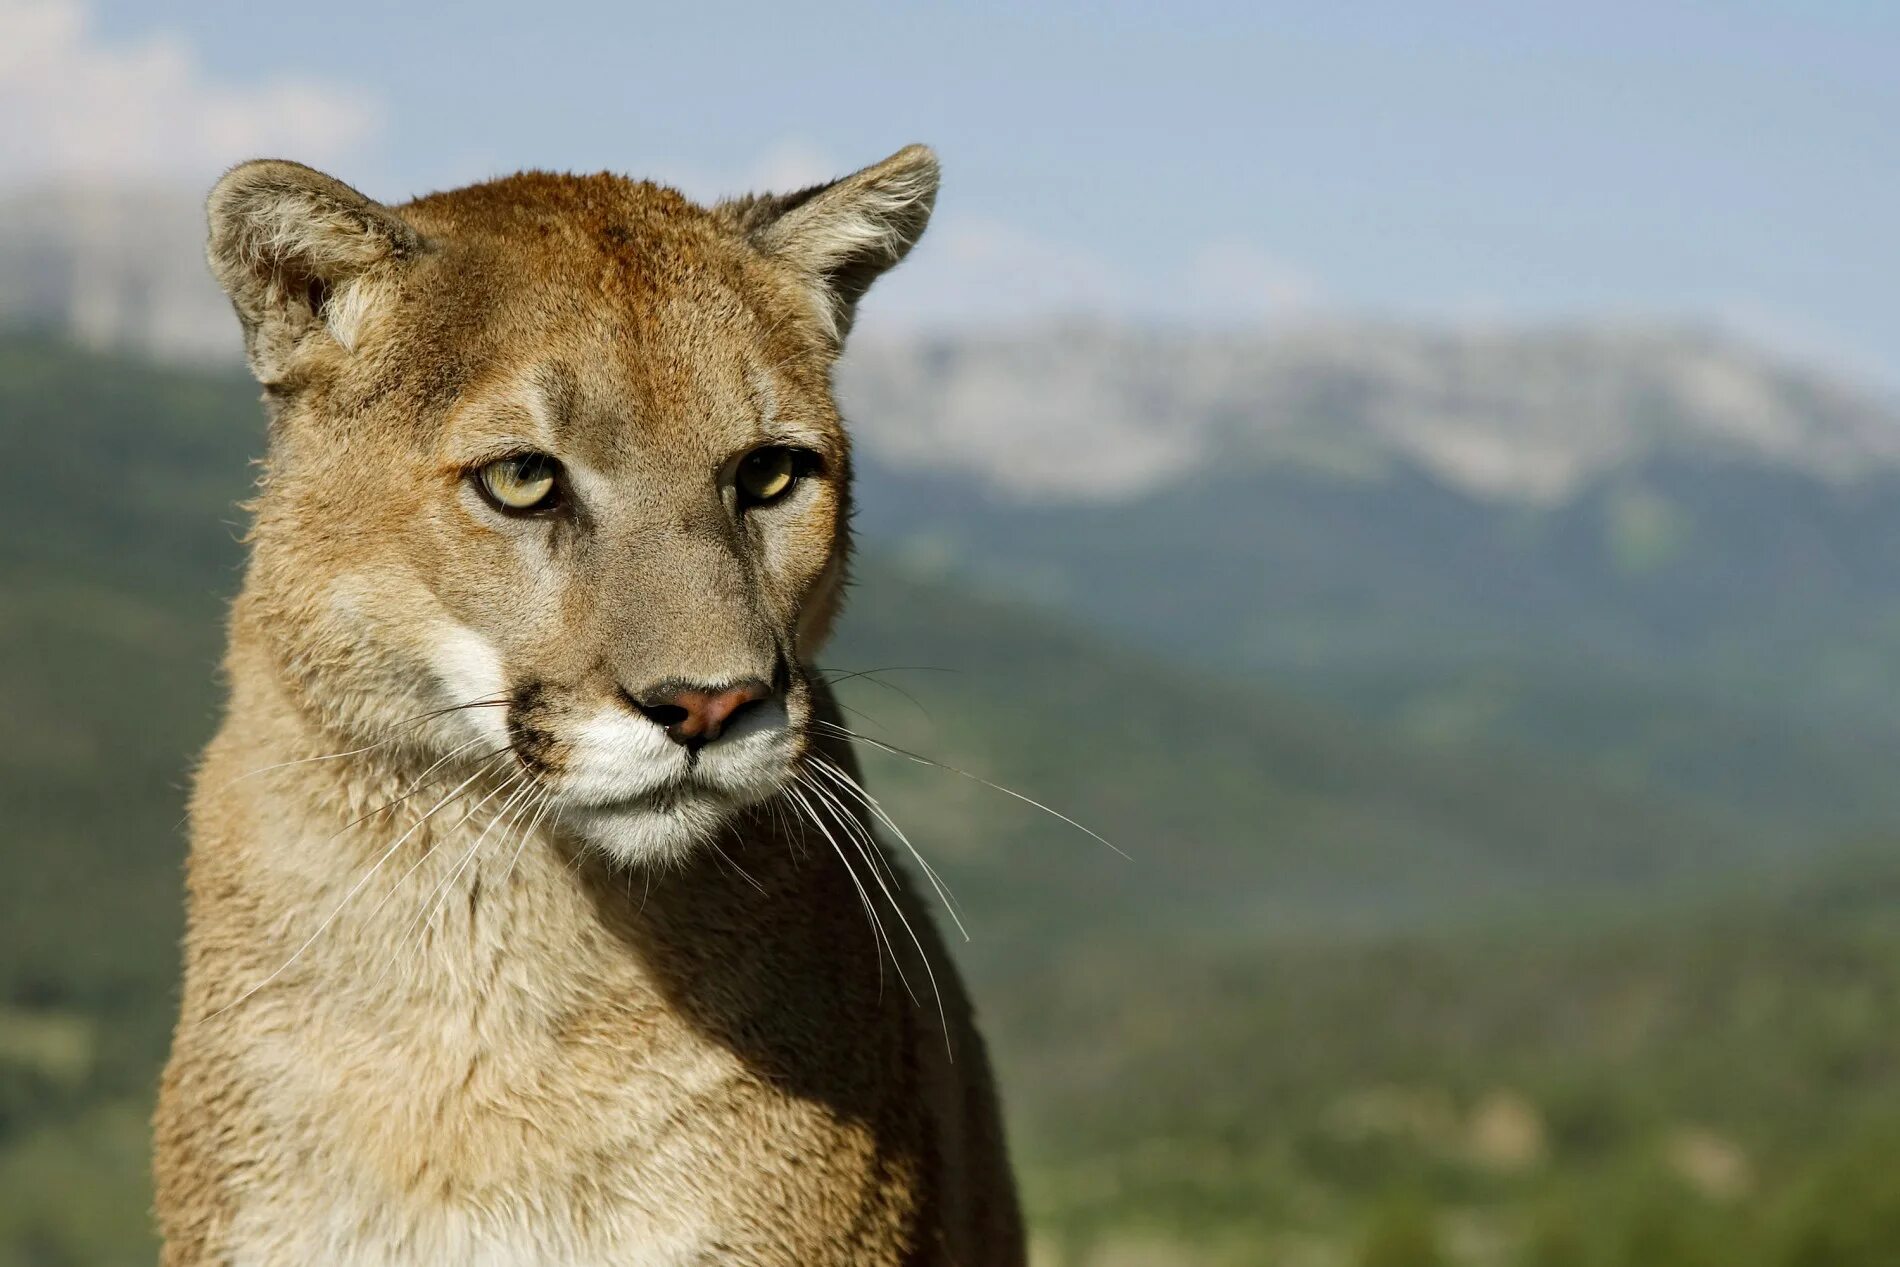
left=476, top=453, right=559, bottom=513
left=735, top=446, right=806, bottom=507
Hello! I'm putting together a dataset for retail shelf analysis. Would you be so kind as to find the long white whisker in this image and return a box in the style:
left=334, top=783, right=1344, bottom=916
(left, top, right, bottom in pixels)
left=219, top=739, right=392, bottom=787
left=216, top=694, right=513, bottom=789
left=198, top=756, right=502, bottom=1023
left=382, top=771, right=530, bottom=974
left=355, top=756, right=519, bottom=933
left=808, top=753, right=968, bottom=941
left=711, top=824, right=769, bottom=895
left=332, top=736, right=491, bottom=837
left=417, top=773, right=537, bottom=942
left=367, top=774, right=518, bottom=992
left=500, top=787, right=556, bottom=888
left=798, top=772, right=948, bottom=1047
left=786, top=781, right=903, bottom=1003
left=766, top=787, right=804, bottom=863
left=801, top=765, right=901, bottom=891
left=814, top=721, right=1129, bottom=860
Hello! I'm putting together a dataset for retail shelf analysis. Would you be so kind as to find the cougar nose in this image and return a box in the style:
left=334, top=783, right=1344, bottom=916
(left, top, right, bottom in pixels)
left=626, top=679, right=773, bottom=748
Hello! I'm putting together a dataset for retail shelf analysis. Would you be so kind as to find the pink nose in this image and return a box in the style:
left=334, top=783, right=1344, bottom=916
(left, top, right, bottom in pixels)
left=626, top=679, right=772, bottom=748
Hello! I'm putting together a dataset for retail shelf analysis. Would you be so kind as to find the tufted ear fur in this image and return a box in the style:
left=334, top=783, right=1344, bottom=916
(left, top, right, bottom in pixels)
left=717, top=144, right=939, bottom=346
left=206, top=160, right=421, bottom=385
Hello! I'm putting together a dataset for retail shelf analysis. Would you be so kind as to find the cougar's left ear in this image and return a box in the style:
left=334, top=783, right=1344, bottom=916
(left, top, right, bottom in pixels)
left=206, top=160, right=422, bottom=386
left=718, top=144, right=939, bottom=346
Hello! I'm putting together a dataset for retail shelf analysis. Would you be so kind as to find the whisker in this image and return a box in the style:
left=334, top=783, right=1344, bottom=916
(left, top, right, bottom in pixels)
left=333, top=737, right=498, bottom=837
left=416, top=772, right=537, bottom=944
left=830, top=698, right=892, bottom=734
left=807, top=753, right=968, bottom=941
left=797, top=772, right=950, bottom=1048
left=500, top=785, right=557, bottom=888
left=800, top=767, right=902, bottom=892
left=785, top=780, right=902, bottom=1004
left=816, top=665, right=952, bottom=721
left=353, top=755, right=520, bottom=936
left=217, top=693, right=513, bottom=789
left=818, top=665, right=956, bottom=688
left=813, top=720, right=1129, bottom=860
left=377, top=770, right=535, bottom=990
left=765, top=787, right=805, bottom=863
left=712, top=824, right=769, bottom=896
left=197, top=755, right=506, bottom=1023
left=218, top=739, right=391, bottom=787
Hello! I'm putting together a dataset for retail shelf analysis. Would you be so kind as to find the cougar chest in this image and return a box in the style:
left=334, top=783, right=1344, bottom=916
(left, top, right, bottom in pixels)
left=227, top=971, right=737, bottom=1265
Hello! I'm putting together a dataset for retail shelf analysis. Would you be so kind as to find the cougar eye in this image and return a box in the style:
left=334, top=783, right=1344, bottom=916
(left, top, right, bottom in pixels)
left=475, top=453, right=560, bottom=513
left=735, top=446, right=811, bottom=508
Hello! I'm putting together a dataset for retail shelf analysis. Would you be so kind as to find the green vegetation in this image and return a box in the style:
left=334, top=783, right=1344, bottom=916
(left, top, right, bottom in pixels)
left=4, top=334, right=1900, bottom=1265
left=856, top=452, right=1900, bottom=836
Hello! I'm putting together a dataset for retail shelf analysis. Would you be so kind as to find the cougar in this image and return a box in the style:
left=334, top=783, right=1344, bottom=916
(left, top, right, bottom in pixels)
left=153, top=145, right=1025, bottom=1265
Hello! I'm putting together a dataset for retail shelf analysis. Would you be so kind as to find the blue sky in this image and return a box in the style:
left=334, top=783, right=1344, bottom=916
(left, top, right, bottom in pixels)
left=9, top=1, right=1900, bottom=382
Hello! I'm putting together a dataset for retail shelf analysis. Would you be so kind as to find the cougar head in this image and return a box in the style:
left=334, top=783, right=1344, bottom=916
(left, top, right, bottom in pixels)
left=207, top=146, right=938, bottom=862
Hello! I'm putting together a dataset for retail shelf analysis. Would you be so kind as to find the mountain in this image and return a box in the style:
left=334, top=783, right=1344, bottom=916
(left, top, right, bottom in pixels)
left=0, top=184, right=232, bottom=364
left=838, top=322, right=1900, bottom=504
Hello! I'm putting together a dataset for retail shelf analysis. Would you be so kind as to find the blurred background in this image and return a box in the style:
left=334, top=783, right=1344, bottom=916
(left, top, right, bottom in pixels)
left=5, top=1, right=1900, bottom=1263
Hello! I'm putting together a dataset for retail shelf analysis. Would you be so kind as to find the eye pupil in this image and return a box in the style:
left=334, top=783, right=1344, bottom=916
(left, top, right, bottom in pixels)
left=738, top=447, right=801, bottom=505
left=477, top=454, right=559, bottom=513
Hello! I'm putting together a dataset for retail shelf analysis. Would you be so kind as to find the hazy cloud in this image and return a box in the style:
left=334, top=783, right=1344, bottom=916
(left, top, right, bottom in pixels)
left=869, top=217, right=1319, bottom=331
left=644, top=139, right=1320, bottom=330
left=1177, top=238, right=1320, bottom=324
left=743, top=138, right=840, bottom=195
left=0, top=0, right=378, bottom=186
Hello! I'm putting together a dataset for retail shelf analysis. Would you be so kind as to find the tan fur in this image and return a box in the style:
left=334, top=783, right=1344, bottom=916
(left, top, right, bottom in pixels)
left=155, top=147, right=1024, bottom=1265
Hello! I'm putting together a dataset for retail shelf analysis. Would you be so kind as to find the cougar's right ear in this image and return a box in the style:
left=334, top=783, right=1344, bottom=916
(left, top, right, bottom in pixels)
left=206, top=160, right=422, bottom=386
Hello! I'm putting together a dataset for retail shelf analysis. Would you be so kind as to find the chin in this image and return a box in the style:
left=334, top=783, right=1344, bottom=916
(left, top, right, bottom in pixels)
left=561, top=790, right=750, bottom=867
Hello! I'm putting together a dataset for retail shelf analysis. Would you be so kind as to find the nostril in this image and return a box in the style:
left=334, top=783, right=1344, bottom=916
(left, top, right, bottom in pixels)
left=624, top=678, right=773, bottom=747
left=619, top=686, right=689, bottom=730
left=643, top=702, right=690, bottom=729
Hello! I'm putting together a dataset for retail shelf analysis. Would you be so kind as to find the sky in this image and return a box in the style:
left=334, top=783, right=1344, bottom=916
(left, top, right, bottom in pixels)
left=3, top=0, right=1898, bottom=383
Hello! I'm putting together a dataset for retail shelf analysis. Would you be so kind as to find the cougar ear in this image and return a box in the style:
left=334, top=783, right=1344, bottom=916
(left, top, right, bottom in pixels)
left=206, top=160, right=421, bottom=384
left=718, top=144, right=939, bottom=346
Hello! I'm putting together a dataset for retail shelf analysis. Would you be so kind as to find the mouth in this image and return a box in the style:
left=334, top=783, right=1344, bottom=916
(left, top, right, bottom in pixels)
left=488, top=686, right=804, bottom=864
left=567, top=777, right=712, bottom=817
left=556, top=775, right=765, bottom=865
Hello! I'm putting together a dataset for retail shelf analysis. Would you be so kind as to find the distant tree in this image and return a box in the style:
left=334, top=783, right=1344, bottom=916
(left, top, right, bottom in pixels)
left=1772, top=1132, right=1900, bottom=1267
left=1519, top=1202, right=1588, bottom=1267
left=1357, top=1195, right=1450, bottom=1267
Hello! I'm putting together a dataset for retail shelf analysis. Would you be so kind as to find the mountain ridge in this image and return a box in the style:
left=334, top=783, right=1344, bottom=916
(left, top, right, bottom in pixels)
left=6, top=182, right=1898, bottom=507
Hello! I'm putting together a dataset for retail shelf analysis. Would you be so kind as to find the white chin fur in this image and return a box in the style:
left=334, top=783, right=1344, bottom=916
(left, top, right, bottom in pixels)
left=557, top=702, right=799, bottom=866
left=561, top=794, right=737, bottom=866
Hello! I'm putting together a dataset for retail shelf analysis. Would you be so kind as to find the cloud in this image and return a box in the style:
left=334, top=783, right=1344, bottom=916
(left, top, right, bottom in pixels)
left=643, top=138, right=1322, bottom=330
left=1176, top=238, right=1320, bottom=323
left=0, top=0, right=378, bottom=186
left=865, top=216, right=1319, bottom=331
left=743, top=138, right=840, bottom=194
left=863, top=216, right=1127, bottom=328
left=641, top=137, right=848, bottom=208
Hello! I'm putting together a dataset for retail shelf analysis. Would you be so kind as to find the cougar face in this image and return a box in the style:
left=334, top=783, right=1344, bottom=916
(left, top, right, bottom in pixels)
left=418, top=329, right=841, bottom=861
left=212, top=152, right=937, bottom=862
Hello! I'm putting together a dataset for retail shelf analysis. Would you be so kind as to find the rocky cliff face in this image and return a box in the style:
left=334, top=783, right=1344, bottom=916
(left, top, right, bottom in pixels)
left=837, top=323, right=1900, bottom=505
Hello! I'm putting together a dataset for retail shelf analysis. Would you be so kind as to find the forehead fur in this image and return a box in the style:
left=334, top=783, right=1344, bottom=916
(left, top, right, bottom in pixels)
left=399, top=172, right=817, bottom=356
